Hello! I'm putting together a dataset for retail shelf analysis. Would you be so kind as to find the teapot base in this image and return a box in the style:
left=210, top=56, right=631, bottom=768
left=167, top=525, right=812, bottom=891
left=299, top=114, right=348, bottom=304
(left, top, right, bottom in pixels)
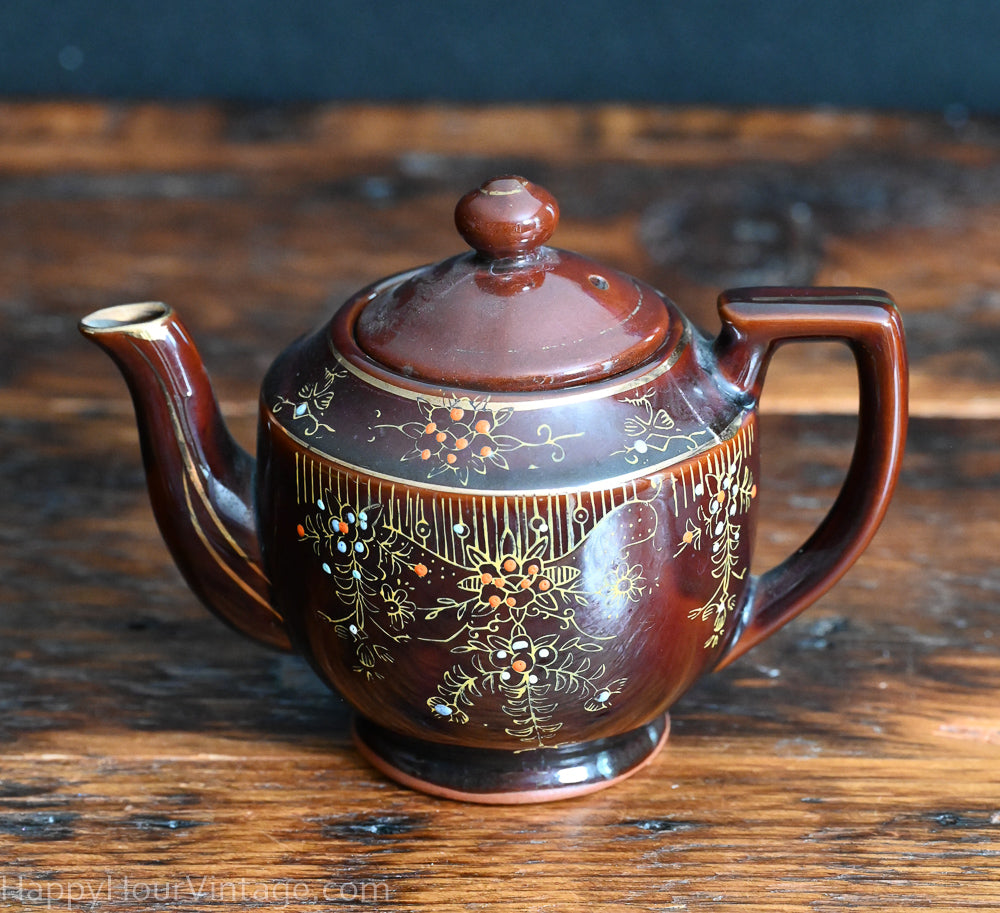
left=352, top=714, right=669, bottom=804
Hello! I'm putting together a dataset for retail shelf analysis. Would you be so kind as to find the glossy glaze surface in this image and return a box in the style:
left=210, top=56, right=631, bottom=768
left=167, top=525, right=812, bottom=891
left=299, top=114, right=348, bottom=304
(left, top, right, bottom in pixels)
left=354, top=177, right=678, bottom=391
left=258, top=411, right=758, bottom=752
left=353, top=714, right=670, bottom=804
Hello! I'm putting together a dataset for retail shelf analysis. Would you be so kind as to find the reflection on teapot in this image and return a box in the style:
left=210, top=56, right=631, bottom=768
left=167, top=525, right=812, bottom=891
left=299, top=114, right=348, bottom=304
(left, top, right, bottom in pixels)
left=80, top=176, right=907, bottom=803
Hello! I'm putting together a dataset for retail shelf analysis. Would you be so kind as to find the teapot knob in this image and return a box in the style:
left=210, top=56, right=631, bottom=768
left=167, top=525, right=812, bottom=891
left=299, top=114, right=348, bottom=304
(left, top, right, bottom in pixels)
left=455, top=175, right=559, bottom=260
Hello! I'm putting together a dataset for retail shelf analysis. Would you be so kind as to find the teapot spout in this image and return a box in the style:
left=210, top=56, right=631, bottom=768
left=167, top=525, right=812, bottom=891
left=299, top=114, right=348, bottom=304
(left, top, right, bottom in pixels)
left=80, top=303, right=290, bottom=651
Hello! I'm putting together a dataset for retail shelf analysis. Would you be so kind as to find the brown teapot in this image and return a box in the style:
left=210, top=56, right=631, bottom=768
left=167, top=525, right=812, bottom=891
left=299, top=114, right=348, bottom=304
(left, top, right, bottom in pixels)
left=80, top=176, right=907, bottom=803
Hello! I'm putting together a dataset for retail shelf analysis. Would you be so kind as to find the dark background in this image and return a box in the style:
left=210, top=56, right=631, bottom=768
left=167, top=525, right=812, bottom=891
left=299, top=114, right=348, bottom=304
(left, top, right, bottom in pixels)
left=2, top=0, right=998, bottom=113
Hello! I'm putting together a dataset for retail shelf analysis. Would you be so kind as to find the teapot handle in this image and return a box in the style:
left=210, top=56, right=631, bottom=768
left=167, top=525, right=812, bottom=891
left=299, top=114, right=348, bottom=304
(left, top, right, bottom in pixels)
left=711, top=287, right=908, bottom=670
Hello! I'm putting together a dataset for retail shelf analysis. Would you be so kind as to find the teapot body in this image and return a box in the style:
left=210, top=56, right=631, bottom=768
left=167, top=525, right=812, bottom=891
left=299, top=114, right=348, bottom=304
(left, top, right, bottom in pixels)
left=257, top=297, right=758, bottom=760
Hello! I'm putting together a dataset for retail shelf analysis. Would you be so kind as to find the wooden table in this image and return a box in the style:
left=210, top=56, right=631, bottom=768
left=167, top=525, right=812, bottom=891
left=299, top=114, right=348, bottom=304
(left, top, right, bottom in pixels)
left=1, top=103, right=998, bottom=911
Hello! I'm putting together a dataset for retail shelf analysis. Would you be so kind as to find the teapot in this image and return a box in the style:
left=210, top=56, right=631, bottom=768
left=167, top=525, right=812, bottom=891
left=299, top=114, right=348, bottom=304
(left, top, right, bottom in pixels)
left=80, top=176, right=907, bottom=803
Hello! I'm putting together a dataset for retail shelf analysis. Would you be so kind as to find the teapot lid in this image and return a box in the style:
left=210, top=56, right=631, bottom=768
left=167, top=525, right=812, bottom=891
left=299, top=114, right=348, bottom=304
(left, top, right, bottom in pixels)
left=349, top=176, right=681, bottom=392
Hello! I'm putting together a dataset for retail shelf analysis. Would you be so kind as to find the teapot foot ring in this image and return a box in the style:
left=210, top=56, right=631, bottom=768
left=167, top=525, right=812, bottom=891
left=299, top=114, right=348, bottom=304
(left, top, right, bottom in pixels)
left=352, top=714, right=669, bottom=804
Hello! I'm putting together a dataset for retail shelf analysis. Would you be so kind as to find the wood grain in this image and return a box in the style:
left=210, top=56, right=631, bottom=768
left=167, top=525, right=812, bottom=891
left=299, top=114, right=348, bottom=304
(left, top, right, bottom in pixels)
left=1, top=103, right=998, bottom=910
